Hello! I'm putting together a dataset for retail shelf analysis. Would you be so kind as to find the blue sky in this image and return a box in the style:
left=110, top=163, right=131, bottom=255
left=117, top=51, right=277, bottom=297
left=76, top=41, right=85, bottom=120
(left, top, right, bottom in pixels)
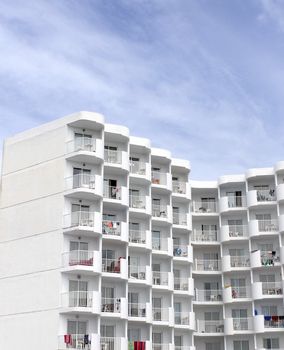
left=1, top=0, right=284, bottom=179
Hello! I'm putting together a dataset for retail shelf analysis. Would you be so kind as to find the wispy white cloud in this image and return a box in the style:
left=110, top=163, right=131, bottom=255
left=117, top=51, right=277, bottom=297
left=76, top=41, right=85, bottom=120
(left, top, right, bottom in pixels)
left=0, top=0, right=284, bottom=179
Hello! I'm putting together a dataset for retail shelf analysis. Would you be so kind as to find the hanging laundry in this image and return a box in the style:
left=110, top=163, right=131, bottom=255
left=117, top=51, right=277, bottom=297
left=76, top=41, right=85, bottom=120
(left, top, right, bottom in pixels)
left=64, top=334, right=72, bottom=344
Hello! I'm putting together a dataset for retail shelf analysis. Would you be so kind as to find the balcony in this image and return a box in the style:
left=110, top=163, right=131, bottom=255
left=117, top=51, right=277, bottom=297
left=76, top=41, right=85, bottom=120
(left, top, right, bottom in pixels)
left=173, top=213, right=190, bottom=229
left=152, top=237, right=172, bottom=256
left=249, top=219, right=279, bottom=237
left=151, top=171, right=170, bottom=189
left=101, top=337, right=127, bottom=350
left=173, top=245, right=193, bottom=263
left=128, top=302, right=152, bottom=323
left=251, top=249, right=280, bottom=268
left=222, top=255, right=250, bottom=272
left=192, top=229, right=218, bottom=244
left=224, top=317, right=254, bottom=335
left=153, top=307, right=174, bottom=325
left=101, top=297, right=127, bottom=318
left=103, top=186, right=128, bottom=206
left=252, top=282, right=283, bottom=299
left=220, top=224, right=248, bottom=242
left=61, top=291, right=100, bottom=314
left=193, top=259, right=221, bottom=273
left=152, top=271, right=173, bottom=290
left=254, top=314, right=284, bottom=332
left=102, top=220, right=128, bottom=242
left=104, top=149, right=129, bottom=171
left=128, top=264, right=152, bottom=285
left=175, top=311, right=195, bottom=329
left=101, top=258, right=127, bottom=279
left=129, top=229, right=151, bottom=249
left=195, top=320, right=224, bottom=335
left=194, top=289, right=223, bottom=303
left=63, top=211, right=101, bottom=236
left=65, top=174, right=102, bottom=200
left=172, top=180, right=188, bottom=196
left=219, top=195, right=246, bottom=212
left=66, top=136, right=103, bottom=164
left=152, top=205, right=171, bottom=224
left=223, top=286, right=251, bottom=303
left=192, top=200, right=218, bottom=214
left=174, top=277, right=194, bottom=296
left=58, top=333, right=98, bottom=349
left=247, top=189, right=276, bottom=207
left=129, top=195, right=151, bottom=215
left=61, top=250, right=101, bottom=274
left=130, top=160, right=151, bottom=181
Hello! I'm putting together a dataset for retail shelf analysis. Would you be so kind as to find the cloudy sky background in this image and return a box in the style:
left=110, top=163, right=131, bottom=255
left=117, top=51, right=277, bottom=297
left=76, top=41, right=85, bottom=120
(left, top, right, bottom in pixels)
left=1, top=0, right=284, bottom=179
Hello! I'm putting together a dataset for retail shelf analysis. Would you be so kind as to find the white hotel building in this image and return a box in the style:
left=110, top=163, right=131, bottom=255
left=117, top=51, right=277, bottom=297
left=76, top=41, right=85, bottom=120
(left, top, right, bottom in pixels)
left=0, top=111, right=284, bottom=350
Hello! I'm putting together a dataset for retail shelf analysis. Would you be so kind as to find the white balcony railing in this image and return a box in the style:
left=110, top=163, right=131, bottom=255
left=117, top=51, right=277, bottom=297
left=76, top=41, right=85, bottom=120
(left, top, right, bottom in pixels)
left=257, top=219, right=278, bottom=232
left=102, top=258, right=122, bottom=273
left=102, top=220, right=121, bottom=236
left=153, top=344, right=170, bottom=350
left=233, top=317, right=253, bottom=331
left=130, top=160, right=146, bottom=175
left=104, top=149, right=122, bottom=164
left=192, top=200, right=218, bottom=213
left=59, top=334, right=91, bottom=349
left=174, top=277, right=189, bottom=291
left=153, top=271, right=169, bottom=286
left=62, top=291, right=93, bottom=308
left=194, top=289, right=222, bottom=302
left=196, top=320, right=224, bottom=333
left=172, top=180, right=186, bottom=194
left=128, top=302, right=146, bottom=317
left=261, top=251, right=280, bottom=266
left=231, top=286, right=250, bottom=299
left=173, top=213, right=187, bottom=226
left=100, top=337, right=116, bottom=350
left=228, top=224, right=248, bottom=237
left=152, top=205, right=168, bottom=218
left=129, top=229, right=146, bottom=244
left=65, top=174, right=96, bottom=191
left=129, top=195, right=146, bottom=209
left=103, top=186, right=121, bottom=200
left=173, top=245, right=188, bottom=257
left=194, top=259, right=221, bottom=271
left=101, top=297, right=121, bottom=313
left=226, top=195, right=246, bottom=208
left=192, top=229, right=218, bottom=242
left=175, top=312, right=190, bottom=325
left=64, top=211, right=95, bottom=228
left=262, top=282, right=283, bottom=295
left=264, top=316, right=284, bottom=328
left=66, top=136, right=95, bottom=153
left=128, top=265, right=146, bottom=280
left=153, top=307, right=169, bottom=322
left=230, top=255, right=250, bottom=268
left=151, top=171, right=167, bottom=185
left=62, top=250, right=94, bottom=267
left=256, top=189, right=276, bottom=202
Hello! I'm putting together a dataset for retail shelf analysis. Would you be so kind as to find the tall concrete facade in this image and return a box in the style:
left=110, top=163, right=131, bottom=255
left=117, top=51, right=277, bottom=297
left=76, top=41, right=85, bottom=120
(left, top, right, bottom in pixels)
left=0, top=111, right=284, bottom=350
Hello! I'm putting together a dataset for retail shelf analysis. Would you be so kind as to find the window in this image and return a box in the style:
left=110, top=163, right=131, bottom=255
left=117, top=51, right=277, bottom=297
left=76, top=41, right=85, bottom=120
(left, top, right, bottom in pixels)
left=128, top=328, right=140, bottom=341
left=152, top=230, right=161, bottom=250
left=72, top=167, right=91, bottom=188
left=70, top=241, right=88, bottom=251
left=263, top=338, right=279, bottom=349
left=67, top=320, right=87, bottom=335
left=206, top=343, right=221, bottom=350
left=261, top=305, right=278, bottom=316
left=233, top=340, right=249, bottom=350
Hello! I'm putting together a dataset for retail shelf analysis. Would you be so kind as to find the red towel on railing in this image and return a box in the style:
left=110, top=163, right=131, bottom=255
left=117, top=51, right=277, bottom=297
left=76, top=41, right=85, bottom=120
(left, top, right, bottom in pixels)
left=134, top=341, right=146, bottom=350
left=64, top=334, right=72, bottom=344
